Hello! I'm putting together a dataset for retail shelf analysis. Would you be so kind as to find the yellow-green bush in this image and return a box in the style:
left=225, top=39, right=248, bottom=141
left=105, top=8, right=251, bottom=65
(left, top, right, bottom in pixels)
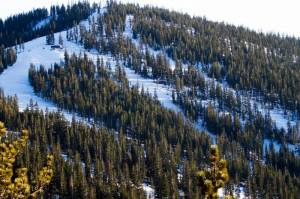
left=0, top=121, right=53, bottom=198
left=196, top=145, right=231, bottom=199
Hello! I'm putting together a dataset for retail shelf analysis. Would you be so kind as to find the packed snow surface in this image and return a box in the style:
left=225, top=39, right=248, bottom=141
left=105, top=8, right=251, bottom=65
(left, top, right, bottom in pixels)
left=0, top=11, right=179, bottom=123
left=0, top=35, right=75, bottom=118
left=0, top=13, right=104, bottom=122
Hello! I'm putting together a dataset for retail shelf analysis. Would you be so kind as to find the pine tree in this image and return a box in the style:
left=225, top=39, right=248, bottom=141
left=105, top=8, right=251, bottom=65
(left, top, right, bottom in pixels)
left=46, top=33, right=55, bottom=45
left=59, top=33, right=64, bottom=46
left=196, top=145, right=230, bottom=199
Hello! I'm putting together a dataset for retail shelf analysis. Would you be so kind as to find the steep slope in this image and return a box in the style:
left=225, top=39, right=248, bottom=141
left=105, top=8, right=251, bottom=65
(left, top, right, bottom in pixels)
left=0, top=2, right=299, bottom=198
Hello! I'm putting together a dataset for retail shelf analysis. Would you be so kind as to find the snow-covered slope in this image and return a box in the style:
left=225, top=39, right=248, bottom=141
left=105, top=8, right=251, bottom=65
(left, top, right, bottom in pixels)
left=0, top=13, right=103, bottom=122
left=124, top=14, right=298, bottom=132
left=0, top=6, right=296, bottom=199
left=0, top=35, right=73, bottom=117
left=0, top=11, right=177, bottom=198
left=1, top=8, right=297, bottom=143
left=0, top=11, right=180, bottom=123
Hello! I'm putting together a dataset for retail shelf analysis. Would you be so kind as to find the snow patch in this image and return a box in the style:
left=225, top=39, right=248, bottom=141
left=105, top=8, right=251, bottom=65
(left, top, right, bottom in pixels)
left=142, top=183, right=155, bottom=199
left=33, top=16, right=52, bottom=30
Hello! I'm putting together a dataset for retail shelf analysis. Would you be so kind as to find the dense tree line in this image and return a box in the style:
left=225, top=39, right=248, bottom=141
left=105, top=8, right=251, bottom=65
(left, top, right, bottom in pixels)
left=0, top=46, right=17, bottom=72
left=28, top=52, right=209, bottom=149
left=70, top=0, right=299, bottom=161
left=0, top=1, right=299, bottom=197
left=69, top=2, right=299, bottom=147
left=0, top=90, right=147, bottom=198
left=0, top=8, right=48, bottom=47
left=93, top=1, right=300, bottom=114
left=27, top=52, right=300, bottom=198
left=0, top=2, right=95, bottom=77
left=0, top=2, right=94, bottom=48
left=130, top=5, right=300, bottom=114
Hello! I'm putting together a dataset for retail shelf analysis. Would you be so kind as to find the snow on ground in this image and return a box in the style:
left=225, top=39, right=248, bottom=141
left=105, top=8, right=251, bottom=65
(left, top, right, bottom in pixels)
left=122, top=14, right=300, bottom=149
left=0, top=13, right=106, bottom=123
left=218, top=188, right=225, bottom=198
left=124, top=15, right=134, bottom=39
left=250, top=99, right=297, bottom=131
left=198, top=63, right=298, bottom=132
left=83, top=13, right=180, bottom=112
left=0, top=10, right=180, bottom=124
left=1, top=6, right=296, bottom=199
left=123, top=14, right=300, bottom=146
left=123, top=16, right=178, bottom=110
left=1, top=7, right=297, bottom=159
left=61, top=153, right=70, bottom=161
left=33, top=16, right=52, bottom=30
left=123, top=67, right=181, bottom=112
left=263, top=139, right=281, bottom=154
left=124, top=15, right=299, bottom=132
left=78, top=12, right=180, bottom=112
left=233, top=186, right=247, bottom=199
left=141, top=183, right=155, bottom=199
left=0, top=7, right=297, bottom=199
left=124, top=15, right=180, bottom=71
left=218, top=186, right=247, bottom=199
left=267, top=107, right=295, bottom=130
left=0, top=34, right=76, bottom=121
left=123, top=14, right=300, bottom=157
left=263, top=138, right=299, bottom=156
left=195, top=118, right=217, bottom=143
left=1, top=8, right=297, bottom=150
left=124, top=15, right=217, bottom=134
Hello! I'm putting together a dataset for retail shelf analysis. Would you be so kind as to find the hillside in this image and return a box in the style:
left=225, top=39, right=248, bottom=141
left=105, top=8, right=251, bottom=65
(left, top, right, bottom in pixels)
left=0, top=1, right=299, bottom=198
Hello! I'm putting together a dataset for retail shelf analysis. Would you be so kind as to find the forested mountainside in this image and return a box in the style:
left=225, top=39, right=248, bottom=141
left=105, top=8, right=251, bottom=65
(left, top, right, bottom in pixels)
left=95, top=2, right=300, bottom=115
left=0, top=2, right=94, bottom=82
left=27, top=51, right=300, bottom=198
left=0, top=0, right=300, bottom=198
left=0, top=2, right=93, bottom=48
left=131, top=6, right=300, bottom=114
left=67, top=2, right=299, bottom=142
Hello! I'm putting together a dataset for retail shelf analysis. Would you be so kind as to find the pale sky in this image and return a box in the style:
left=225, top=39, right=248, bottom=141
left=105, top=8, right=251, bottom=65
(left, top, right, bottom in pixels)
left=0, top=0, right=300, bottom=37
